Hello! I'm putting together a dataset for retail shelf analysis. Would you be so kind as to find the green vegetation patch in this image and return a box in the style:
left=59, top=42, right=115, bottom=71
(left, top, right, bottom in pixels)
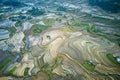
left=72, top=20, right=82, bottom=26
left=116, top=38, right=120, bottom=46
left=6, top=27, right=16, bottom=37
left=24, top=68, right=29, bottom=76
left=43, top=18, right=55, bottom=26
left=41, top=63, right=53, bottom=80
left=46, top=35, right=51, bottom=40
left=72, top=20, right=109, bottom=40
left=72, top=20, right=96, bottom=32
left=33, top=27, right=42, bottom=33
left=86, top=24, right=99, bottom=33
left=83, top=60, right=95, bottom=72
left=22, top=37, right=26, bottom=43
left=0, top=39, right=7, bottom=41
left=7, top=66, right=17, bottom=76
left=0, top=59, right=11, bottom=70
left=15, top=21, right=22, bottom=27
left=29, top=19, right=40, bottom=24
left=59, top=25, right=76, bottom=32
left=32, top=24, right=47, bottom=35
left=72, top=19, right=100, bottom=33
left=106, top=54, right=120, bottom=65
left=20, top=48, right=28, bottom=54
left=72, top=20, right=89, bottom=27
left=114, top=33, right=120, bottom=37
left=41, top=68, right=53, bottom=80
left=56, top=18, right=62, bottom=22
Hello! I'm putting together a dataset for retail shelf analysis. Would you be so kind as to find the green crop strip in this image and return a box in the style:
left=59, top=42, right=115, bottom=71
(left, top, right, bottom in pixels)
left=24, top=68, right=29, bottom=76
left=83, top=60, right=95, bottom=72
left=106, top=54, right=120, bottom=65
left=0, top=59, right=11, bottom=70
left=7, top=66, right=17, bottom=76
